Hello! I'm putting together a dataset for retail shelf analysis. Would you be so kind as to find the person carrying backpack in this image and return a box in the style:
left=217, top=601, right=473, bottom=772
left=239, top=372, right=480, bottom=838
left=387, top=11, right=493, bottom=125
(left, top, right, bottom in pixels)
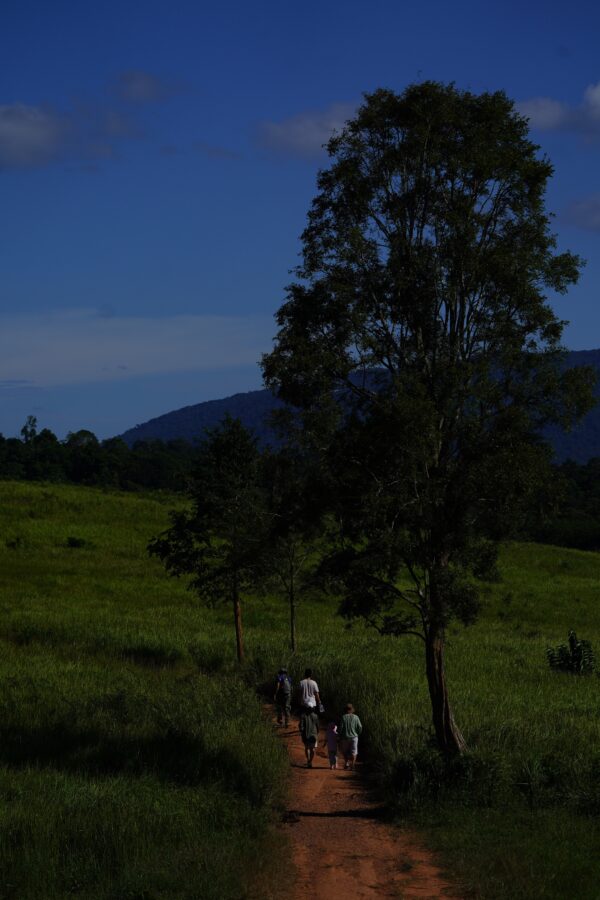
left=274, top=667, right=292, bottom=727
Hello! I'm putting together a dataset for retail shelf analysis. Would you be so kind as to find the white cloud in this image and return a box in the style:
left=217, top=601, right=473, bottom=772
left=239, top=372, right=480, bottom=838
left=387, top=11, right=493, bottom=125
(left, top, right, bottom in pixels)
left=518, top=81, right=600, bottom=134
left=0, top=70, right=177, bottom=171
left=516, top=96, right=570, bottom=130
left=0, top=100, right=139, bottom=170
left=258, top=102, right=356, bottom=157
left=583, top=82, right=600, bottom=121
left=0, top=309, right=273, bottom=387
left=0, top=104, right=67, bottom=168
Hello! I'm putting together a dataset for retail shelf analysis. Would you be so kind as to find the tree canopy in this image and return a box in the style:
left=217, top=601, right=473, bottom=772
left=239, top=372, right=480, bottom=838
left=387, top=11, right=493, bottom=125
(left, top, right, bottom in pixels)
left=262, top=82, right=597, bottom=753
left=148, top=416, right=266, bottom=661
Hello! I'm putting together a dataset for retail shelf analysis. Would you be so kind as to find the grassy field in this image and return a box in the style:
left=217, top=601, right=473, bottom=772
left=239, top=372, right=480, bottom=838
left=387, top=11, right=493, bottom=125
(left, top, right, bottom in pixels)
left=0, top=482, right=287, bottom=900
left=0, top=481, right=599, bottom=898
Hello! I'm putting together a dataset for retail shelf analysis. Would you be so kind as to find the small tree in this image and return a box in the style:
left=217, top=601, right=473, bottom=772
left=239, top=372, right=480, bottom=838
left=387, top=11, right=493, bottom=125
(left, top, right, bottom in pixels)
left=148, top=417, right=265, bottom=662
left=260, top=448, right=322, bottom=652
left=262, top=83, right=596, bottom=753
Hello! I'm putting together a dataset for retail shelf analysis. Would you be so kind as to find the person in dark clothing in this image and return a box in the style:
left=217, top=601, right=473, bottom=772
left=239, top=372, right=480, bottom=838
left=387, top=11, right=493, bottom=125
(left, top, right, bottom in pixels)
left=274, top=667, right=292, bottom=727
left=299, top=707, right=319, bottom=767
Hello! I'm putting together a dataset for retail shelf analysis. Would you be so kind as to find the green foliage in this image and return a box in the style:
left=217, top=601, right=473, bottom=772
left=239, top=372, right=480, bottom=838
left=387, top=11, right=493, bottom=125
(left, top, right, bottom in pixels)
left=262, top=80, right=597, bottom=753
left=546, top=630, right=596, bottom=675
left=416, top=807, right=600, bottom=900
left=0, top=481, right=286, bottom=899
left=258, top=447, right=324, bottom=650
left=530, top=456, right=600, bottom=550
left=263, top=80, right=597, bottom=612
left=149, top=418, right=265, bottom=596
left=148, top=417, right=268, bottom=660
left=0, top=420, right=202, bottom=490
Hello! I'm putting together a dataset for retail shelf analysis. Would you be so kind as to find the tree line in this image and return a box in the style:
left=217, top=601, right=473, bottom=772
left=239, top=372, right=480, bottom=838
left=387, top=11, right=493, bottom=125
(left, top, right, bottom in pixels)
left=0, top=416, right=198, bottom=491
left=3, top=414, right=598, bottom=550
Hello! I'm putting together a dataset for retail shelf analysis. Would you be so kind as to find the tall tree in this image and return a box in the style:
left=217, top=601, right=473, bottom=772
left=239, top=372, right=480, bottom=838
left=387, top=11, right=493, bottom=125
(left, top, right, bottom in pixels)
left=262, top=83, right=596, bottom=754
left=148, top=417, right=265, bottom=662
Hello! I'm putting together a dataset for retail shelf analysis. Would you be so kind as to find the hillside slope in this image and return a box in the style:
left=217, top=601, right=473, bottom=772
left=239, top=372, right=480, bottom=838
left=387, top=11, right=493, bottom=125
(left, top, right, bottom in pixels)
left=120, top=349, right=600, bottom=462
left=121, top=388, right=284, bottom=448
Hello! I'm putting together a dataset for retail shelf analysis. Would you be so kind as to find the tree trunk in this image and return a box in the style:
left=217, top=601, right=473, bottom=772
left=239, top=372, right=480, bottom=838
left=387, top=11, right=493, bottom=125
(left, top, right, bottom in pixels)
left=425, top=621, right=466, bottom=755
left=289, top=579, right=296, bottom=653
left=233, top=583, right=244, bottom=662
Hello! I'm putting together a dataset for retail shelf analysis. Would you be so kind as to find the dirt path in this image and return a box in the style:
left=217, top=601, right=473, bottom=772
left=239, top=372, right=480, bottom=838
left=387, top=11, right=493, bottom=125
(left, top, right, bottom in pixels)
left=277, top=718, right=458, bottom=899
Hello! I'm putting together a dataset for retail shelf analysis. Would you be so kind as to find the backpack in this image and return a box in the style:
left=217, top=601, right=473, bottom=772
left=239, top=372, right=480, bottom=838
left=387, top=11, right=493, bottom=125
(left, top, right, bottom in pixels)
left=277, top=673, right=292, bottom=696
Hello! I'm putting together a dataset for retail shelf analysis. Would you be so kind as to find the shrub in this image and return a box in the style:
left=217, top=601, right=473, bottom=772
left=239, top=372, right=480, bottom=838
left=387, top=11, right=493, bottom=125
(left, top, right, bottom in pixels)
left=546, top=630, right=595, bottom=675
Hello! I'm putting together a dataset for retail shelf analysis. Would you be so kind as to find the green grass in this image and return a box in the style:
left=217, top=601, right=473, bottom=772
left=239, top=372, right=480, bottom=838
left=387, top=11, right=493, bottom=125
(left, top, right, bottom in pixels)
left=417, top=807, right=600, bottom=900
left=238, top=543, right=600, bottom=899
left=0, top=482, right=287, bottom=899
left=0, top=480, right=599, bottom=898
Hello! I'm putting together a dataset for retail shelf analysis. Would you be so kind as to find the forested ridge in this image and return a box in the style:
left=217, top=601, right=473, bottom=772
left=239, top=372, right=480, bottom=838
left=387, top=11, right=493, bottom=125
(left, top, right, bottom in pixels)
left=120, top=350, right=600, bottom=463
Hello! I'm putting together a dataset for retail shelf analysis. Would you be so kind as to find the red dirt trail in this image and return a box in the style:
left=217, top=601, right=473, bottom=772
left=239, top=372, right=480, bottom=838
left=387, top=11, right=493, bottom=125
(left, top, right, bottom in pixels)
left=277, top=718, right=459, bottom=899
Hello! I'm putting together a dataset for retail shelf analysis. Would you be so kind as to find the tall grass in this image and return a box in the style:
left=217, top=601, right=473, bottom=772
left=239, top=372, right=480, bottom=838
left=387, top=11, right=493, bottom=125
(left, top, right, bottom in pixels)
left=1, top=481, right=599, bottom=898
left=0, top=482, right=287, bottom=899
left=242, top=545, right=600, bottom=898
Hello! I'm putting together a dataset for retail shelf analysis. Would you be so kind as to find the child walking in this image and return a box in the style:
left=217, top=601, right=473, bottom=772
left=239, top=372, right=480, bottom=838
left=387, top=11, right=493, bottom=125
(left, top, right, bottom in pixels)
left=325, top=720, right=339, bottom=769
left=338, top=703, right=362, bottom=770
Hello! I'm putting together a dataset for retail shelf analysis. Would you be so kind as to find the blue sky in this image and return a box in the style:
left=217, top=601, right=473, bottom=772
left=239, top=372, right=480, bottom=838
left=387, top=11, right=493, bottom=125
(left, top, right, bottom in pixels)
left=1, top=0, right=599, bottom=438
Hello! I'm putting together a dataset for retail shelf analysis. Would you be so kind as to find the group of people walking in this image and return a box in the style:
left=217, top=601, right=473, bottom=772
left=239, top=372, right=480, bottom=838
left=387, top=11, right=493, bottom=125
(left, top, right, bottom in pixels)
left=274, top=667, right=363, bottom=770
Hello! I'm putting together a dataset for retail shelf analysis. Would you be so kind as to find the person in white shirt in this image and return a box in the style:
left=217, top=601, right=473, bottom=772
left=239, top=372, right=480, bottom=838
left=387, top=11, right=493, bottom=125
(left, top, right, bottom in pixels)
left=299, top=668, right=320, bottom=710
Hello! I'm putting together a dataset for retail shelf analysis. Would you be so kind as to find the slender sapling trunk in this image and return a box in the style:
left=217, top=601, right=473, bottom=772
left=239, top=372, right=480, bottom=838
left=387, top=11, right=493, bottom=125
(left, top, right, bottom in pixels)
left=233, top=572, right=244, bottom=662
left=289, top=574, right=296, bottom=653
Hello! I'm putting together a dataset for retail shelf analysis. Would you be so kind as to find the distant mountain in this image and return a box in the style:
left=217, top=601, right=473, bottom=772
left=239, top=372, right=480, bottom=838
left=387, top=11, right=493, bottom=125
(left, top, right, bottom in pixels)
left=120, top=349, right=600, bottom=463
left=120, top=389, right=285, bottom=448
left=545, top=349, right=600, bottom=463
